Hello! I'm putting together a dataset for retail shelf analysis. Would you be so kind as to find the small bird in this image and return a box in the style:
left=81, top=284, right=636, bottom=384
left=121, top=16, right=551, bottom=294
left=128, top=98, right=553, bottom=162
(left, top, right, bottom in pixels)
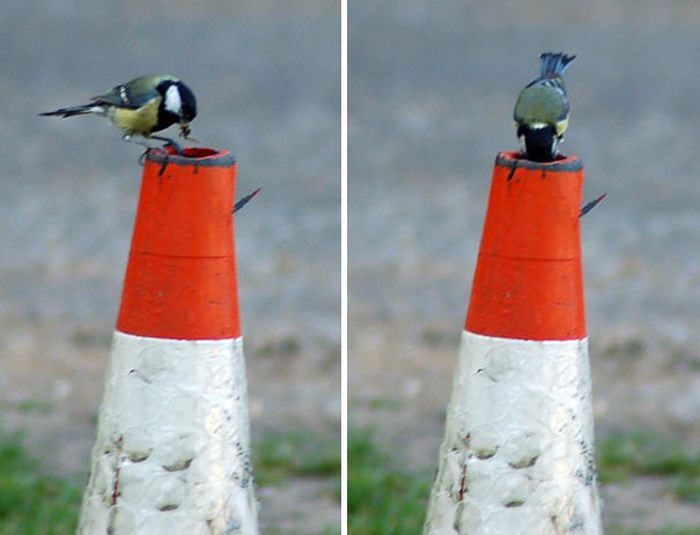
left=40, top=75, right=196, bottom=152
left=514, top=52, right=575, bottom=162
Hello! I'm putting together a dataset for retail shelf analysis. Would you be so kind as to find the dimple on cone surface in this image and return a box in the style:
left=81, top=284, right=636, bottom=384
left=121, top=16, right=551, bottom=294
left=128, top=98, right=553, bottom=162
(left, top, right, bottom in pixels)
left=78, top=334, right=258, bottom=535
left=78, top=149, right=258, bottom=534
left=424, top=153, right=601, bottom=534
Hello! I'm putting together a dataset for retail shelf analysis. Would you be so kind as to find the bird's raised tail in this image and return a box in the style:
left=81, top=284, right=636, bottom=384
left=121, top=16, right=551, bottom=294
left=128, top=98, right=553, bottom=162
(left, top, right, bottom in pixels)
left=39, top=104, right=103, bottom=118
left=539, top=52, right=575, bottom=78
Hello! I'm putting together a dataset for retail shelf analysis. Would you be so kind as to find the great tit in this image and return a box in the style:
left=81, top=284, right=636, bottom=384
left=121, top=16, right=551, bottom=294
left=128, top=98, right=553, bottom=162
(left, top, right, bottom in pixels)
left=514, top=52, right=575, bottom=162
left=40, top=75, right=197, bottom=150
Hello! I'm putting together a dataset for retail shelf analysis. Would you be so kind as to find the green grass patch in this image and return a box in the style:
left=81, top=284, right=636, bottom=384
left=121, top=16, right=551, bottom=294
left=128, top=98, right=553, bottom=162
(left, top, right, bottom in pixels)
left=673, top=473, right=700, bottom=504
left=354, top=397, right=403, bottom=411
left=607, top=526, right=700, bottom=535
left=597, top=429, right=700, bottom=480
left=348, top=428, right=430, bottom=534
left=0, top=400, right=53, bottom=415
left=254, top=336, right=302, bottom=358
left=346, top=428, right=700, bottom=533
left=0, top=425, right=340, bottom=534
left=597, top=429, right=700, bottom=504
left=0, top=428, right=81, bottom=534
left=253, top=429, right=340, bottom=488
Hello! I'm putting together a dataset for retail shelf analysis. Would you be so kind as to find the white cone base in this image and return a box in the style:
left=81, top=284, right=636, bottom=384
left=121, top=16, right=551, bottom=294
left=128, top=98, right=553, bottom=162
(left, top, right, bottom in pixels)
left=78, top=331, right=258, bottom=535
left=424, top=331, right=601, bottom=535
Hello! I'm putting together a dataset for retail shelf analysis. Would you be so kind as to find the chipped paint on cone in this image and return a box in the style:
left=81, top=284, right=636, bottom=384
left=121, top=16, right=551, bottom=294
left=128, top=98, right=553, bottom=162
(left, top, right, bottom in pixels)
left=424, top=331, right=601, bottom=535
left=78, top=331, right=258, bottom=535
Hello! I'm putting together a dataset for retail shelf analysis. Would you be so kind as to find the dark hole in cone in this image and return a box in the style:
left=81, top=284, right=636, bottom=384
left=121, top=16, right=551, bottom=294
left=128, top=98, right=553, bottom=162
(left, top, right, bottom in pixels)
left=165, top=146, right=220, bottom=158
left=509, top=151, right=569, bottom=163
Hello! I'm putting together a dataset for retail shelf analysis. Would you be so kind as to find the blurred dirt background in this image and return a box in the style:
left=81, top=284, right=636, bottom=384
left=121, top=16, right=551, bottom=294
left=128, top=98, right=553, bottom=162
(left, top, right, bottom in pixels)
left=349, top=1, right=700, bottom=531
left=0, top=1, right=339, bottom=532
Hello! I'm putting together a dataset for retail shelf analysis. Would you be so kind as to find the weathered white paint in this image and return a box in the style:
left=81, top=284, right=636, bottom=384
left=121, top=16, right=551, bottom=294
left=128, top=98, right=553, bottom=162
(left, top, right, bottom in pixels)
left=78, top=331, right=258, bottom=535
left=424, top=330, right=601, bottom=535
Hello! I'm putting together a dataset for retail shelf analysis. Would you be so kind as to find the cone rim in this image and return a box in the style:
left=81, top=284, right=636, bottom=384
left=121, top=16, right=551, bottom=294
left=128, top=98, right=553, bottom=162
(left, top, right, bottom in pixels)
left=146, top=147, right=236, bottom=167
left=497, top=151, right=582, bottom=172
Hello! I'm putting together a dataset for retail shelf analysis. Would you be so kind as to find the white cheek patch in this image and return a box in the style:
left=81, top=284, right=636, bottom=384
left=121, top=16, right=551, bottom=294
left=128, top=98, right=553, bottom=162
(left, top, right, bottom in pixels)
left=164, top=84, right=182, bottom=115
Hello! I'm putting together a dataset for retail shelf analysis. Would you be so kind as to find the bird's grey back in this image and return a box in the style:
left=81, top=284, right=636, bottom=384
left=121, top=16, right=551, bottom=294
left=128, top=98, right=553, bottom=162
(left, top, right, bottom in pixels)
left=90, top=75, right=176, bottom=109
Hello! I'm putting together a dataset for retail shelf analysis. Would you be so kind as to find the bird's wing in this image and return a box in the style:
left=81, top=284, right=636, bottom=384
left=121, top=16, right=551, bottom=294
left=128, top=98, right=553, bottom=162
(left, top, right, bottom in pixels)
left=91, top=85, right=153, bottom=109
left=90, top=75, right=175, bottom=109
left=514, top=81, right=569, bottom=124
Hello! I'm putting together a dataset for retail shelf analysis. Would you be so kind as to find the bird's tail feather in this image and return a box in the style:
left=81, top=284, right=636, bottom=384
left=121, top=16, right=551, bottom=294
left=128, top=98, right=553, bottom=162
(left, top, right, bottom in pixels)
left=539, top=52, right=575, bottom=77
left=39, top=104, right=103, bottom=118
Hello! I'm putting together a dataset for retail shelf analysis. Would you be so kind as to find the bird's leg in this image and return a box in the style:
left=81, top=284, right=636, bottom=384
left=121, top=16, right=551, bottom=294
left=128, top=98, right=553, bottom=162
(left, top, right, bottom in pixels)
left=122, top=134, right=157, bottom=165
left=150, top=135, right=185, bottom=155
left=122, top=133, right=153, bottom=150
left=552, top=136, right=564, bottom=159
left=517, top=133, right=527, bottom=157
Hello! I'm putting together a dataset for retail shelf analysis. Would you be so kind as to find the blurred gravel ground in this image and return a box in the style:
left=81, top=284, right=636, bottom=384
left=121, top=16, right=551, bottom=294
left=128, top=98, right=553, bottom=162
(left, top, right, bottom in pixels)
left=0, top=1, right=339, bottom=532
left=350, top=1, right=700, bottom=531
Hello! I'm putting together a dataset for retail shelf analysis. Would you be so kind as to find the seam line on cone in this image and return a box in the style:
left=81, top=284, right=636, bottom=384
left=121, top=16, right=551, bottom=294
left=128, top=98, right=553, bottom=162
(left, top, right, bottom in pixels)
left=479, top=252, right=579, bottom=262
left=128, top=251, right=231, bottom=260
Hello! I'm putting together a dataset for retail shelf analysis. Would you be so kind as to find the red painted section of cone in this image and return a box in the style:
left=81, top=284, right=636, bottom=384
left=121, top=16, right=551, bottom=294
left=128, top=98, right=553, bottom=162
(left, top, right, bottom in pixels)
left=117, top=149, right=240, bottom=340
left=465, top=151, right=586, bottom=340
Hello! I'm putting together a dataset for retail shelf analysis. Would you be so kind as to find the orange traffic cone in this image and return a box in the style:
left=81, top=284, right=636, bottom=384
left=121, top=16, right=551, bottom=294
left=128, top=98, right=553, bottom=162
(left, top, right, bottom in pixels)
left=424, top=152, right=601, bottom=534
left=78, top=148, right=259, bottom=534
